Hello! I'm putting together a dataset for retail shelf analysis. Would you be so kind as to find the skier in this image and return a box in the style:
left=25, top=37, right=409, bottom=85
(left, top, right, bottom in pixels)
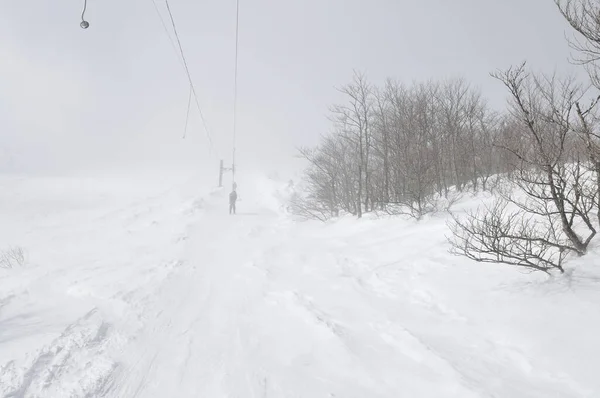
left=229, top=189, right=237, bottom=215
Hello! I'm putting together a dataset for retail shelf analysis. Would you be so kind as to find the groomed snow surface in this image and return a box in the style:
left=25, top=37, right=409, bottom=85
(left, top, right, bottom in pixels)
left=1, top=171, right=599, bottom=398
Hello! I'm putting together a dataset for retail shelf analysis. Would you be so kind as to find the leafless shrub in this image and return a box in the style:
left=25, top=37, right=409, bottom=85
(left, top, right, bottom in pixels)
left=0, top=246, right=26, bottom=269
left=448, top=201, right=570, bottom=274
left=289, top=192, right=330, bottom=222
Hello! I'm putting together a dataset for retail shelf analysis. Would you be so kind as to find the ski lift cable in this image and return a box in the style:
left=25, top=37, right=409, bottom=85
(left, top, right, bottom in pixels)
left=151, top=0, right=185, bottom=69
left=150, top=0, right=194, bottom=140
left=164, top=0, right=213, bottom=148
left=78, top=0, right=207, bottom=147
left=183, top=87, right=192, bottom=139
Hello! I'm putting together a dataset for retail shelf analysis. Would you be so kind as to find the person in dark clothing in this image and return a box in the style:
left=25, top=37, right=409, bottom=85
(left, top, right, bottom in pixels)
left=229, top=190, right=237, bottom=214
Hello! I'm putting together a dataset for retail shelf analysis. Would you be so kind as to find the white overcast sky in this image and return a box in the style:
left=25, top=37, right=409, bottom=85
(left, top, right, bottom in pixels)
left=0, top=0, right=587, bottom=177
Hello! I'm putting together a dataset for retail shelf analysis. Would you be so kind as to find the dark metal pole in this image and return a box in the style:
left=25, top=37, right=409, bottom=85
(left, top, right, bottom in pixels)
left=219, top=159, right=224, bottom=187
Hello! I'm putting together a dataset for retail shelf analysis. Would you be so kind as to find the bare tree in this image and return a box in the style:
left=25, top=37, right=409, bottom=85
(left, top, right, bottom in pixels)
left=557, top=0, right=600, bottom=231
left=329, top=71, right=373, bottom=218
left=491, top=62, right=597, bottom=254
left=557, top=0, right=600, bottom=87
left=449, top=63, right=598, bottom=274
left=573, top=98, right=600, bottom=227
left=371, top=85, right=392, bottom=205
left=437, top=79, right=471, bottom=192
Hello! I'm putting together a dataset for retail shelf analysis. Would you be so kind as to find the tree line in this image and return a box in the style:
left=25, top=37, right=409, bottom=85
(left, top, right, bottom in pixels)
left=293, top=75, right=518, bottom=220
left=293, top=0, right=600, bottom=274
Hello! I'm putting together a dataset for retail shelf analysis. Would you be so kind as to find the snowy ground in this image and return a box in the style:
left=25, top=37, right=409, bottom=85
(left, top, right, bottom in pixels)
left=1, top=171, right=599, bottom=397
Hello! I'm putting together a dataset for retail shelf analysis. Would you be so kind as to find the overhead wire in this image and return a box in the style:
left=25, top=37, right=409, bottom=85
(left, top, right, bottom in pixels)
left=150, top=1, right=196, bottom=141
left=163, top=0, right=213, bottom=148
left=151, top=0, right=195, bottom=140
left=150, top=0, right=184, bottom=68
left=183, top=86, right=192, bottom=138
left=80, top=1, right=209, bottom=147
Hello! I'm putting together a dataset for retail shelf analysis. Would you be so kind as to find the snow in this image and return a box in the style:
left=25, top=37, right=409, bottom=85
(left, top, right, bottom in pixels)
left=1, top=171, right=599, bottom=397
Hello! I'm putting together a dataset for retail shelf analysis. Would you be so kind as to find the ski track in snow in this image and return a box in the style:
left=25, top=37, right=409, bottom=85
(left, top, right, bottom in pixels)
left=1, top=173, right=599, bottom=397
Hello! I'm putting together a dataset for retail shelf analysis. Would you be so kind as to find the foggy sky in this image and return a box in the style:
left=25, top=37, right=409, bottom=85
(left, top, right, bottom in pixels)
left=0, top=0, right=586, bottom=177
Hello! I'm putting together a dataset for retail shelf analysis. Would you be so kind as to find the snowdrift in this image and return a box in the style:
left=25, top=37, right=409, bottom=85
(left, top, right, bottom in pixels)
left=0, top=172, right=599, bottom=397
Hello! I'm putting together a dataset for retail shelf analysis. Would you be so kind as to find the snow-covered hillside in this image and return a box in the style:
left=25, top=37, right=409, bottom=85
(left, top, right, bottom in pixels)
left=1, top=172, right=599, bottom=397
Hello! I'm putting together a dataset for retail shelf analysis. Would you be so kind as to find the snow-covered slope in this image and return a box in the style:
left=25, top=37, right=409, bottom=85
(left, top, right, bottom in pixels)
left=1, top=172, right=599, bottom=397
